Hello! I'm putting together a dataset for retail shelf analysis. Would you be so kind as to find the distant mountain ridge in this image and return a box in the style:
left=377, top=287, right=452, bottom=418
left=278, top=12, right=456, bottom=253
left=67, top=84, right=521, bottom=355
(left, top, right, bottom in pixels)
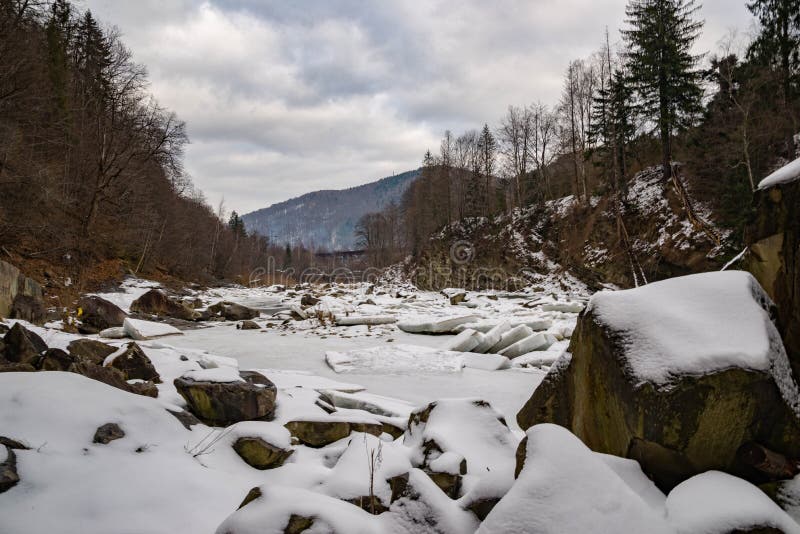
left=242, top=169, right=420, bottom=251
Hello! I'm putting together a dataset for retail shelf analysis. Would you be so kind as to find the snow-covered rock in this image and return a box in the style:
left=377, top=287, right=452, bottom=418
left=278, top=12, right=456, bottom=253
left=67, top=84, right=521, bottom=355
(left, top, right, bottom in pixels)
left=478, top=424, right=672, bottom=534
left=666, top=471, right=800, bottom=533
left=404, top=398, right=519, bottom=507
left=518, top=271, right=800, bottom=490
left=215, top=485, right=382, bottom=534
left=758, top=156, right=800, bottom=190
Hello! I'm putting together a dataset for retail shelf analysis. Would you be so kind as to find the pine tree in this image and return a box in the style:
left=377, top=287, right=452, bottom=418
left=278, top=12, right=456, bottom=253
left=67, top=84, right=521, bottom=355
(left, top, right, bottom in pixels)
left=478, top=124, right=497, bottom=215
left=623, top=0, right=703, bottom=179
left=76, top=10, right=111, bottom=100
left=45, top=0, right=73, bottom=115
left=747, top=0, right=800, bottom=99
left=227, top=211, right=246, bottom=239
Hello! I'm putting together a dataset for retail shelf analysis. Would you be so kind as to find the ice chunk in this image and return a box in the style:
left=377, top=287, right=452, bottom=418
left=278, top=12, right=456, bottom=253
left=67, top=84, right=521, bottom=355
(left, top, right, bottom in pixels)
left=499, top=333, right=556, bottom=358
left=473, top=321, right=511, bottom=353
left=326, top=344, right=465, bottom=374
left=98, top=326, right=127, bottom=339
left=397, top=314, right=480, bottom=334
left=442, top=329, right=483, bottom=352
left=540, top=301, right=585, bottom=313
left=335, top=315, right=396, bottom=326
left=123, top=318, right=182, bottom=340
left=489, top=324, right=534, bottom=353
left=461, top=352, right=511, bottom=371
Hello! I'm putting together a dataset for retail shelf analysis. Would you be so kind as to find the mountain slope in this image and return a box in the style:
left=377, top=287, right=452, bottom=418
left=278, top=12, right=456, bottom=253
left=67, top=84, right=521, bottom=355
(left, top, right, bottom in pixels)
left=242, top=169, right=420, bottom=250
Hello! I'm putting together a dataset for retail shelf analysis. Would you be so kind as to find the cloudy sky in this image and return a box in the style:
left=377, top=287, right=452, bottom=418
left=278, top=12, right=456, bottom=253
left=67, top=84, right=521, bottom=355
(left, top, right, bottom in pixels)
left=80, top=0, right=753, bottom=214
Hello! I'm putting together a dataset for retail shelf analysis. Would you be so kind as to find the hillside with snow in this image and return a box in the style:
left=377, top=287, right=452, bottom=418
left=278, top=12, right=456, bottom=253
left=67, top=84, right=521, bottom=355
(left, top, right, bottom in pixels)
left=242, top=170, right=420, bottom=250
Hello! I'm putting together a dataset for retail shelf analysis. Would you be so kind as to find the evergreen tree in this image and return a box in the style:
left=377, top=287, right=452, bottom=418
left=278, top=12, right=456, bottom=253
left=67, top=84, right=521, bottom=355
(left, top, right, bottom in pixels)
left=45, top=0, right=73, bottom=115
left=623, top=0, right=703, bottom=179
left=227, top=211, right=246, bottom=239
left=76, top=10, right=111, bottom=100
left=589, top=68, right=636, bottom=189
left=747, top=0, right=800, bottom=99
left=478, top=123, right=497, bottom=215
left=283, top=243, right=292, bottom=269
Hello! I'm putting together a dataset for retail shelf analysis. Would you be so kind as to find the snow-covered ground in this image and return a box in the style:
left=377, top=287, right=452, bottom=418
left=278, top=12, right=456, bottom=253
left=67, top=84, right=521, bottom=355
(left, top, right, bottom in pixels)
left=5, top=275, right=799, bottom=533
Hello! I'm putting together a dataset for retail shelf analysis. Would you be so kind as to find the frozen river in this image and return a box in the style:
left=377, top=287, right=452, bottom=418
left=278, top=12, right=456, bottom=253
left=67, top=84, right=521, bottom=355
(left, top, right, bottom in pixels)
left=178, top=324, right=546, bottom=432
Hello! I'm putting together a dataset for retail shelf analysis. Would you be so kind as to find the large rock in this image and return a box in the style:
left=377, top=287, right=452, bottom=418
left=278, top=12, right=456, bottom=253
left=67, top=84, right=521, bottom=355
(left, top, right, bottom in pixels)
left=105, top=342, right=161, bottom=383
left=404, top=399, right=518, bottom=504
left=3, top=323, right=47, bottom=365
left=38, top=348, right=75, bottom=371
left=233, top=437, right=293, bottom=470
left=205, top=301, right=259, bottom=321
left=130, top=289, right=198, bottom=321
left=10, top=295, right=45, bottom=324
left=215, top=486, right=381, bottom=534
left=0, top=446, right=20, bottom=494
left=284, top=417, right=382, bottom=448
left=518, top=271, right=800, bottom=491
left=67, top=338, right=117, bottom=366
left=68, top=359, right=158, bottom=398
left=0, top=260, right=43, bottom=324
left=479, top=424, right=671, bottom=534
left=174, top=370, right=276, bottom=426
left=77, top=296, right=127, bottom=331
left=746, top=166, right=800, bottom=377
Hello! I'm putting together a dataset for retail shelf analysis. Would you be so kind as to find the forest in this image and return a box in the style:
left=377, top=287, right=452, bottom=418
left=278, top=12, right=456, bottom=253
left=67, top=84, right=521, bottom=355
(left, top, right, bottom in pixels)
left=355, top=0, right=800, bottom=272
left=0, top=0, right=308, bottom=293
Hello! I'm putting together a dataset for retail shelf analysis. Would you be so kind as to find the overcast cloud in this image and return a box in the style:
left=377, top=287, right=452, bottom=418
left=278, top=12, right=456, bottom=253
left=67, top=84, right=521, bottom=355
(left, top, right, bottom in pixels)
left=79, top=0, right=753, bottom=214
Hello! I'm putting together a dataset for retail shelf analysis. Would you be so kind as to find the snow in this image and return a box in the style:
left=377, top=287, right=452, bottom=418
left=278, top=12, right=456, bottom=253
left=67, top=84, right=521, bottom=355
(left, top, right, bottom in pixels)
left=215, top=485, right=382, bottom=534
left=326, top=344, right=512, bottom=374
left=666, top=471, right=800, bottom=533
left=588, top=271, right=799, bottom=400
left=0, top=373, right=264, bottom=534
left=442, top=328, right=482, bottom=352
left=123, top=317, right=183, bottom=340
left=226, top=420, right=293, bottom=450
left=181, top=367, right=245, bottom=383
left=758, top=156, right=800, bottom=190
left=321, top=432, right=411, bottom=504
left=397, top=314, right=480, bottom=334
left=478, top=424, right=672, bottom=534
left=498, top=332, right=555, bottom=358
left=404, top=399, right=519, bottom=496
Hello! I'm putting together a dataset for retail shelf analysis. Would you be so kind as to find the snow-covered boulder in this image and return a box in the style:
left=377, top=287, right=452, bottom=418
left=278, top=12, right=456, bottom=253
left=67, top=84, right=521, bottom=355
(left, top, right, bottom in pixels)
left=130, top=289, right=198, bottom=321
left=666, top=471, right=800, bottom=533
left=479, top=424, right=671, bottom=533
left=518, top=271, right=800, bottom=490
left=319, top=432, right=412, bottom=511
left=284, top=415, right=382, bottom=448
left=747, top=159, right=800, bottom=378
left=174, top=369, right=277, bottom=426
left=215, top=485, right=382, bottom=534
left=77, top=295, right=127, bottom=332
left=229, top=422, right=293, bottom=470
left=404, top=399, right=518, bottom=510
left=103, top=342, right=161, bottom=383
